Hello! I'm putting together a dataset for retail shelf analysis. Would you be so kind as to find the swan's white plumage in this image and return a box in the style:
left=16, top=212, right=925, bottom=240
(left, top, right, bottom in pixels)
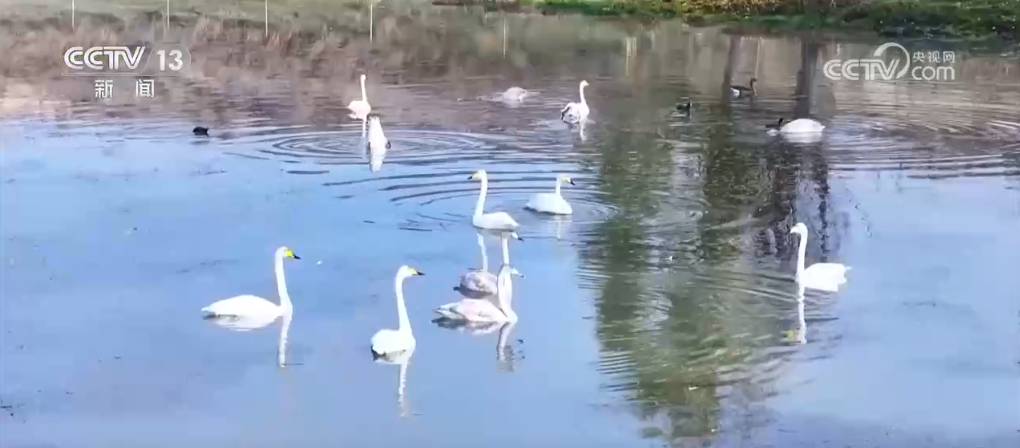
left=780, top=118, right=825, bottom=134
left=469, top=170, right=520, bottom=231
left=473, top=211, right=519, bottom=230
left=800, top=263, right=850, bottom=292
left=202, top=295, right=280, bottom=319
left=526, top=174, right=574, bottom=215
left=561, top=80, right=590, bottom=124
left=370, top=266, right=424, bottom=356
left=348, top=74, right=372, bottom=118
left=791, top=223, right=849, bottom=292
left=371, top=329, right=415, bottom=355
left=502, top=87, right=528, bottom=102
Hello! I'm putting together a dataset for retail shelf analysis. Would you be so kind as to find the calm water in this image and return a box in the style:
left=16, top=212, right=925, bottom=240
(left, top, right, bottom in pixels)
left=1, top=3, right=1019, bottom=447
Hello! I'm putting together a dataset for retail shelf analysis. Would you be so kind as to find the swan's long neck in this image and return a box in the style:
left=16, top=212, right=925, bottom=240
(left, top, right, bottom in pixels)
left=478, top=233, right=489, bottom=271
left=360, top=77, right=368, bottom=102
left=275, top=253, right=292, bottom=311
left=795, top=230, right=807, bottom=278
left=554, top=178, right=562, bottom=196
left=395, top=275, right=411, bottom=333
left=579, top=83, right=587, bottom=106
left=474, top=174, right=488, bottom=218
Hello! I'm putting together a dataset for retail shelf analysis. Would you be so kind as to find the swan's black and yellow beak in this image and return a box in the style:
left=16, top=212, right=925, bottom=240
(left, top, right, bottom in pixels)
left=568, top=179, right=576, bottom=186
left=292, top=254, right=301, bottom=260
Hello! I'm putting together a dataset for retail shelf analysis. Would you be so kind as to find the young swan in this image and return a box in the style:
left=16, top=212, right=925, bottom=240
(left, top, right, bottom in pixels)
left=469, top=170, right=520, bottom=231
left=525, top=174, right=575, bottom=215
left=370, top=266, right=425, bottom=357
left=458, top=232, right=524, bottom=297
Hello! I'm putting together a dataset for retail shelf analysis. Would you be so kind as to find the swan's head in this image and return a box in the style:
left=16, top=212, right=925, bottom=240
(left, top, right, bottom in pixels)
left=397, top=265, right=425, bottom=280
left=580, top=80, right=589, bottom=88
left=511, top=267, right=524, bottom=278
left=750, top=77, right=758, bottom=86
left=508, top=231, right=524, bottom=242
left=558, top=174, right=575, bottom=186
left=468, top=170, right=487, bottom=181
left=789, top=223, right=808, bottom=236
left=360, top=74, right=367, bottom=81
left=276, top=246, right=301, bottom=260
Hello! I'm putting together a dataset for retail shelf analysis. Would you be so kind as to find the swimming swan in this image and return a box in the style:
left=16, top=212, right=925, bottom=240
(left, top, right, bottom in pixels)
left=367, top=115, right=390, bottom=172
left=348, top=74, right=372, bottom=118
left=731, top=78, right=757, bottom=97
left=560, top=80, right=590, bottom=124
left=469, top=170, right=520, bottom=231
left=502, top=87, right=528, bottom=102
left=458, top=231, right=523, bottom=297
left=370, top=266, right=425, bottom=357
left=790, top=223, right=849, bottom=292
left=435, top=233, right=519, bottom=324
left=776, top=118, right=825, bottom=134
left=201, top=247, right=300, bottom=322
left=526, top=174, right=575, bottom=215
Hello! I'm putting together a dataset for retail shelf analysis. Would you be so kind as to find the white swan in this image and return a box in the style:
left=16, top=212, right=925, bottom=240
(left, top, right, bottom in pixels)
left=201, top=247, right=299, bottom=325
left=370, top=265, right=425, bottom=356
left=348, top=74, right=372, bottom=119
left=560, top=80, right=590, bottom=124
left=458, top=231, right=523, bottom=297
left=434, top=233, right=519, bottom=323
left=525, top=174, right=575, bottom=215
left=367, top=115, right=390, bottom=172
left=469, top=170, right=520, bottom=231
left=791, top=222, right=850, bottom=292
left=502, top=87, right=528, bottom=102
left=767, top=118, right=825, bottom=135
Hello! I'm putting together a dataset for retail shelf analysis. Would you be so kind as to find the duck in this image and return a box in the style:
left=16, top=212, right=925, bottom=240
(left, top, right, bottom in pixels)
left=193, top=126, right=209, bottom=136
left=731, top=78, right=757, bottom=97
left=676, top=102, right=692, bottom=115
left=525, top=174, right=575, bottom=215
left=560, top=80, right=590, bottom=124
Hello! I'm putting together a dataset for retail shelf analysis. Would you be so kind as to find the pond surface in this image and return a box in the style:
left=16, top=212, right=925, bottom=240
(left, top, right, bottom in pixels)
left=1, top=3, right=1019, bottom=447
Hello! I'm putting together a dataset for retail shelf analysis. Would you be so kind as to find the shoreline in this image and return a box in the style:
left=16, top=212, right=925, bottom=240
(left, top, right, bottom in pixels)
left=434, top=0, right=1019, bottom=42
